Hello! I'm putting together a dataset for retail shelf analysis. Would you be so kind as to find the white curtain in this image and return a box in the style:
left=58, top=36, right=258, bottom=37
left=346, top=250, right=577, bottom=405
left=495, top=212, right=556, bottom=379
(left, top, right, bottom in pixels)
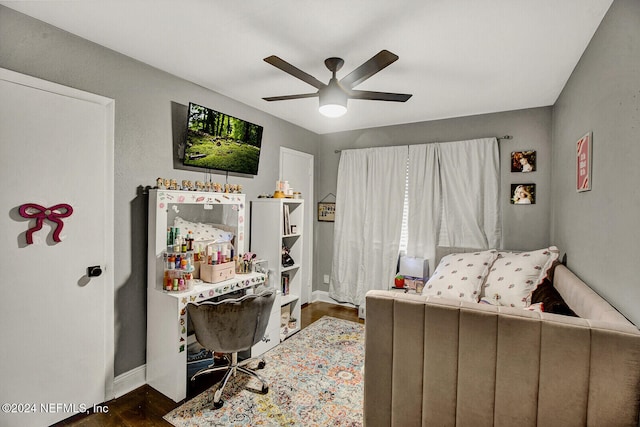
left=407, top=143, right=441, bottom=273
left=329, top=146, right=407, bottom=306
left=330, top=138, right=501, bottom=304
left=437, top=137, right=501, bottom=249
left=328, top=149, right=367, bottom=305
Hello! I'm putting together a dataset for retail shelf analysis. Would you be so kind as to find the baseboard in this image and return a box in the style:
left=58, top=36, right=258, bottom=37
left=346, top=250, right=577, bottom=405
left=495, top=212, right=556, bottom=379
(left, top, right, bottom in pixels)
left=113, top=364, right=146, bottom=398
left=311, top=290, right=357, bottom=308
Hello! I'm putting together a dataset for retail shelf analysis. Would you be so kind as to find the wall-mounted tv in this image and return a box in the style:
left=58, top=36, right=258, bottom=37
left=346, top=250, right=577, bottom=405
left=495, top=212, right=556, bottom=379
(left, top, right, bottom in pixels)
left=183, top=102, right=263, bottom=175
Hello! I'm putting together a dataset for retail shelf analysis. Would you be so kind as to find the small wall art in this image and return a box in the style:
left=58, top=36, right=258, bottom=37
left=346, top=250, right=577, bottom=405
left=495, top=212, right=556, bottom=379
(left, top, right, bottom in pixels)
left=18, top=202, right=74, bottom=244
left=317, top=202, right=336, bottom=222
left=577, top=132, right=592, bottom=192
left=511, top=150, right=536, bottom=173
left=511, top=184, right=535, bottom=205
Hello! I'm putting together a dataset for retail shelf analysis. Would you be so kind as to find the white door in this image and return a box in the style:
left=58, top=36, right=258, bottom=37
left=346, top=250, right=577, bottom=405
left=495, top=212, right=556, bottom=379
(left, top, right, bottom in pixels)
left=0, top=69, right=114, bottom=427
left=280, top=147, right=313, bottom=304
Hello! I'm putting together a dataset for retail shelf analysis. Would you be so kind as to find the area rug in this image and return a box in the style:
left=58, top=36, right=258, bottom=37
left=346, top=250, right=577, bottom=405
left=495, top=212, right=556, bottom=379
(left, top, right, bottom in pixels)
left=164, top=316, right=364, bottom=426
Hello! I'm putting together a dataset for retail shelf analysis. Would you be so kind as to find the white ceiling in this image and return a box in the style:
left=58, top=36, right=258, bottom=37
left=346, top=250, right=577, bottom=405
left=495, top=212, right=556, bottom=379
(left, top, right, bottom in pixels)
left=2, top=0, right=613, bottom=135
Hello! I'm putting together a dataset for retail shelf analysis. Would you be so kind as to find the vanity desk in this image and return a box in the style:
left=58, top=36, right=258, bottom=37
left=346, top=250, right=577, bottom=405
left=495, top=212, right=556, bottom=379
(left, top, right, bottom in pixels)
left=146, top=189, right=267, bottom=402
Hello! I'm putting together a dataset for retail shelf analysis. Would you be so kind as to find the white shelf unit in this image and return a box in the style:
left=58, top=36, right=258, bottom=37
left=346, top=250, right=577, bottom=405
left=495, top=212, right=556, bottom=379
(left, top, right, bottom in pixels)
left=146, top=189, right=273, bottom=402
left=250, top=199, right=304, bottom=340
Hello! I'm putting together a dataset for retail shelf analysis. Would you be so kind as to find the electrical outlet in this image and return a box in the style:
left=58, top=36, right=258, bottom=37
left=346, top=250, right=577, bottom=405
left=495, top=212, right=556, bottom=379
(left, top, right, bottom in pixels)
left=323, top=274, right=330, bottom=284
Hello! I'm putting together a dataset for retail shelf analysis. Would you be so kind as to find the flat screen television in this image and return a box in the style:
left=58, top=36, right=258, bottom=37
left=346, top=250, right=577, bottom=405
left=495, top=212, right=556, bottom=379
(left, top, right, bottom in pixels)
left=183, top=102, right=263, bottom=175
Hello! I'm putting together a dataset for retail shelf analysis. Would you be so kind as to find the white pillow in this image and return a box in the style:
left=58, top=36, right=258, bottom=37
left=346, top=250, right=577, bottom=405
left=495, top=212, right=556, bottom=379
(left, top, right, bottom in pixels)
left=422, top=250, right=498, bottom=302
left=174, top=216, right=234, bottom=242
left=481, top=246, right=559, bottom=308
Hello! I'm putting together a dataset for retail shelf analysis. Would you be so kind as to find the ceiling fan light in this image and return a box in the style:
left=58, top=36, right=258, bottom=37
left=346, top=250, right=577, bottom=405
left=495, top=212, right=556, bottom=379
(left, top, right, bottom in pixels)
left=319, top=103, right=347, bottom=118
left=318, top=83, right=348, bottom=118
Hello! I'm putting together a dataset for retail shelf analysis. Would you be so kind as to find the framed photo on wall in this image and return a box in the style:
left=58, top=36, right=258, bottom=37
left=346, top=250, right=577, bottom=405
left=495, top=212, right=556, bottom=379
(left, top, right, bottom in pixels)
left=511, top=150, right=536, bottom=172
left=318, top=202, right=336, bottom=222
left=577, top=132, right=592, bottom=192
left=511, top=183, right=536, bottom=205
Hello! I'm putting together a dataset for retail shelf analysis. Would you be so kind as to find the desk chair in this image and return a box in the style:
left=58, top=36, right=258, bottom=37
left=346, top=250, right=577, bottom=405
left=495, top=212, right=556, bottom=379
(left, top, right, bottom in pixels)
left=187, top=288, right=276, bottom=409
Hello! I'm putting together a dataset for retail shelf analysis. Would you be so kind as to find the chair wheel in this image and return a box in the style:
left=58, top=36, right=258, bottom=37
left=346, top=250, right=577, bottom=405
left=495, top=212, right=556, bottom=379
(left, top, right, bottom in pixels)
left=213, top=388, right=224, bottom=409
left=260, top=385, right=269, bottom=394
left=257, top=360, right=266, bottom=370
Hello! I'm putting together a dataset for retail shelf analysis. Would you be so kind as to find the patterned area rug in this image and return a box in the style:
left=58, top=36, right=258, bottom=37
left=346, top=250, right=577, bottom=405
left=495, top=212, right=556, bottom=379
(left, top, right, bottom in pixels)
left=164, top=316, right=364, bottom=426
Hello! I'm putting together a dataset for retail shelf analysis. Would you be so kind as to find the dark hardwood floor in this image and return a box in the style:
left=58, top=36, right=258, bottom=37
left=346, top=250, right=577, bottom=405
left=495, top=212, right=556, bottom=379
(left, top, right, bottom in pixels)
left=299, top=301, right=364, bottom=328
left=53, top=302, right=363, bottom=427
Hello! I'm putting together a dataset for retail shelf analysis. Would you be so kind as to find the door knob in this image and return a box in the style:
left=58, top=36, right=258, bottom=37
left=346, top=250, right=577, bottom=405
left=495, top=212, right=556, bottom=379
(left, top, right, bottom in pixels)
left=87, top=265, right=102, bottom=277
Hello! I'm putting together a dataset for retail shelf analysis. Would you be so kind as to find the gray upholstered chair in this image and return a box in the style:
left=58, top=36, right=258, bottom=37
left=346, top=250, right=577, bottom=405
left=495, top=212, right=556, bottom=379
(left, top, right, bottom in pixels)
left=187, top=288, right=276, bottom=408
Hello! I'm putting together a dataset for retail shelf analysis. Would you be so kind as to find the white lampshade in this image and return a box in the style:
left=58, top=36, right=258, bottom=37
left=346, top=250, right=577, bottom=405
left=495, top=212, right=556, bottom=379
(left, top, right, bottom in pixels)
left=319, top=103, right=347, bottom=118
left=399, top=256, right=429, bottom=279
left=319, top=78, right=348, bottom=118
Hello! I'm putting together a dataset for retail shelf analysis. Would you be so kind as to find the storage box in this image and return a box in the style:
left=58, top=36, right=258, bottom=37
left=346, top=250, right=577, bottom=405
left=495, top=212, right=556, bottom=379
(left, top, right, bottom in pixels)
left=200, top=261, right=235, bottom=283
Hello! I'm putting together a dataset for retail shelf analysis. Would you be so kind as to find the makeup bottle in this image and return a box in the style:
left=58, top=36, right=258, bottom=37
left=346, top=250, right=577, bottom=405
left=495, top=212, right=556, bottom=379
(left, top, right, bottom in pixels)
left=167, top=228, right=173, bottom=251
left=187, top=230, right=194, bottom=251
left=173, top=229, right=181, bottom=252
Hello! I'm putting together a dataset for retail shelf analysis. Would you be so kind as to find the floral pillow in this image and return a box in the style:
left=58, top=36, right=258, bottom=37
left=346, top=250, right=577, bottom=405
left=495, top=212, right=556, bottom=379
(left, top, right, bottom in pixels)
left=481, top=246, right=559, bottom=308
left=422, top=250, right=498, bottom=302
left=174, top=216, right=234, bottom=242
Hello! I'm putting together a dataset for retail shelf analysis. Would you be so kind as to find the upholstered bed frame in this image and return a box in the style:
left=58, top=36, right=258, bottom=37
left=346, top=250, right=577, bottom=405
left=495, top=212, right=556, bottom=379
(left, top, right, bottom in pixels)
left=364, top=247, right=640, bottom=426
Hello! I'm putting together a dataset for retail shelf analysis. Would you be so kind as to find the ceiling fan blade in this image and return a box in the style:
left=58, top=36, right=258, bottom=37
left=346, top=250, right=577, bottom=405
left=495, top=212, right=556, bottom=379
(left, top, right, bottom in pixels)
left=340, top=50, right=399, bottom=89
left=263, top=92, right=319, bottom=102
left=264, top=56, right=325, bottom=90
left=349, top=90, right=412, bottom=102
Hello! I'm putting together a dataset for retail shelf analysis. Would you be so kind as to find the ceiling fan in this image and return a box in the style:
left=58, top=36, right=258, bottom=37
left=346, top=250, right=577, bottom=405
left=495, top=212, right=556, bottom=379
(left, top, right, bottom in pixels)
left=262, top=50, right=412, bottom=118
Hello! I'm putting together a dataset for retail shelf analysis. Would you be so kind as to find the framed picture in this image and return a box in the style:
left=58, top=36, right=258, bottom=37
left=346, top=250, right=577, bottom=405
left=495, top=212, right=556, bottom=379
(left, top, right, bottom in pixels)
left=317, top=202, right=336, bottom=222
left=577, top=132, right=592, bottom=192
left=511, top=183, right=535, bottom=205
left=511, top=150, right=536, bottom=172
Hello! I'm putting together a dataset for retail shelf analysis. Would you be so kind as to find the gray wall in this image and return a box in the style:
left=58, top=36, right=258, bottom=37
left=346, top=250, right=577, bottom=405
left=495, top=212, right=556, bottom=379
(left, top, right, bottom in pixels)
left=550, top=0, right=640, bottom=326
left=315, top=107, right=553, bottom=293
left=0, top=6, right=319, bottom=376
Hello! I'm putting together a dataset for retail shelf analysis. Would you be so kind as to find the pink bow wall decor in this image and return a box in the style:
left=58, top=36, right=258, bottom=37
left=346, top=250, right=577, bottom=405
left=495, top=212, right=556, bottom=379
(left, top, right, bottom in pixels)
left=18, top=203, right=74, bottom=244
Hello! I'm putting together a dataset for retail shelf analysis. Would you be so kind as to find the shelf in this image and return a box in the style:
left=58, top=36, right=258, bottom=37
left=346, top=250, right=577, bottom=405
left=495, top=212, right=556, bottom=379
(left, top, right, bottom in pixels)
left=250, top=198, right=304, bottom=345
left=280, top=293, right=300, bottom=307
left=164, top=267, right=195, bottom=273
left=281, top=264, right=300, bottom=273
left=285, top=326, right=300, bottom=338
left=156, top=272, right=266, bottom=300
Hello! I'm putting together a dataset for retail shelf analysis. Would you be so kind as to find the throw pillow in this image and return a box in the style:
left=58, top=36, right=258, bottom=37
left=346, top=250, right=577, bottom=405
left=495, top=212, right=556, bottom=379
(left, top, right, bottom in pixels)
left=531, top=279, right=577, bottom=317
left=482, top=246, right=559, bottom=308
left=423, top=250, right=498, bottom=302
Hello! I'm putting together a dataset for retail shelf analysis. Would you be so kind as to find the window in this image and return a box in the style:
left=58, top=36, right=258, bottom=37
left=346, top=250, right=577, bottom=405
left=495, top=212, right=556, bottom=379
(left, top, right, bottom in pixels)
left=398, top=158, right=409, bottom=255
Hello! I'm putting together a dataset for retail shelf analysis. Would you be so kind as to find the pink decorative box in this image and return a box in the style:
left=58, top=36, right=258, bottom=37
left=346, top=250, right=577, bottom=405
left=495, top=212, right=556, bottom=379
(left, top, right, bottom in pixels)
left=200, top=261, right=235, bottom=284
